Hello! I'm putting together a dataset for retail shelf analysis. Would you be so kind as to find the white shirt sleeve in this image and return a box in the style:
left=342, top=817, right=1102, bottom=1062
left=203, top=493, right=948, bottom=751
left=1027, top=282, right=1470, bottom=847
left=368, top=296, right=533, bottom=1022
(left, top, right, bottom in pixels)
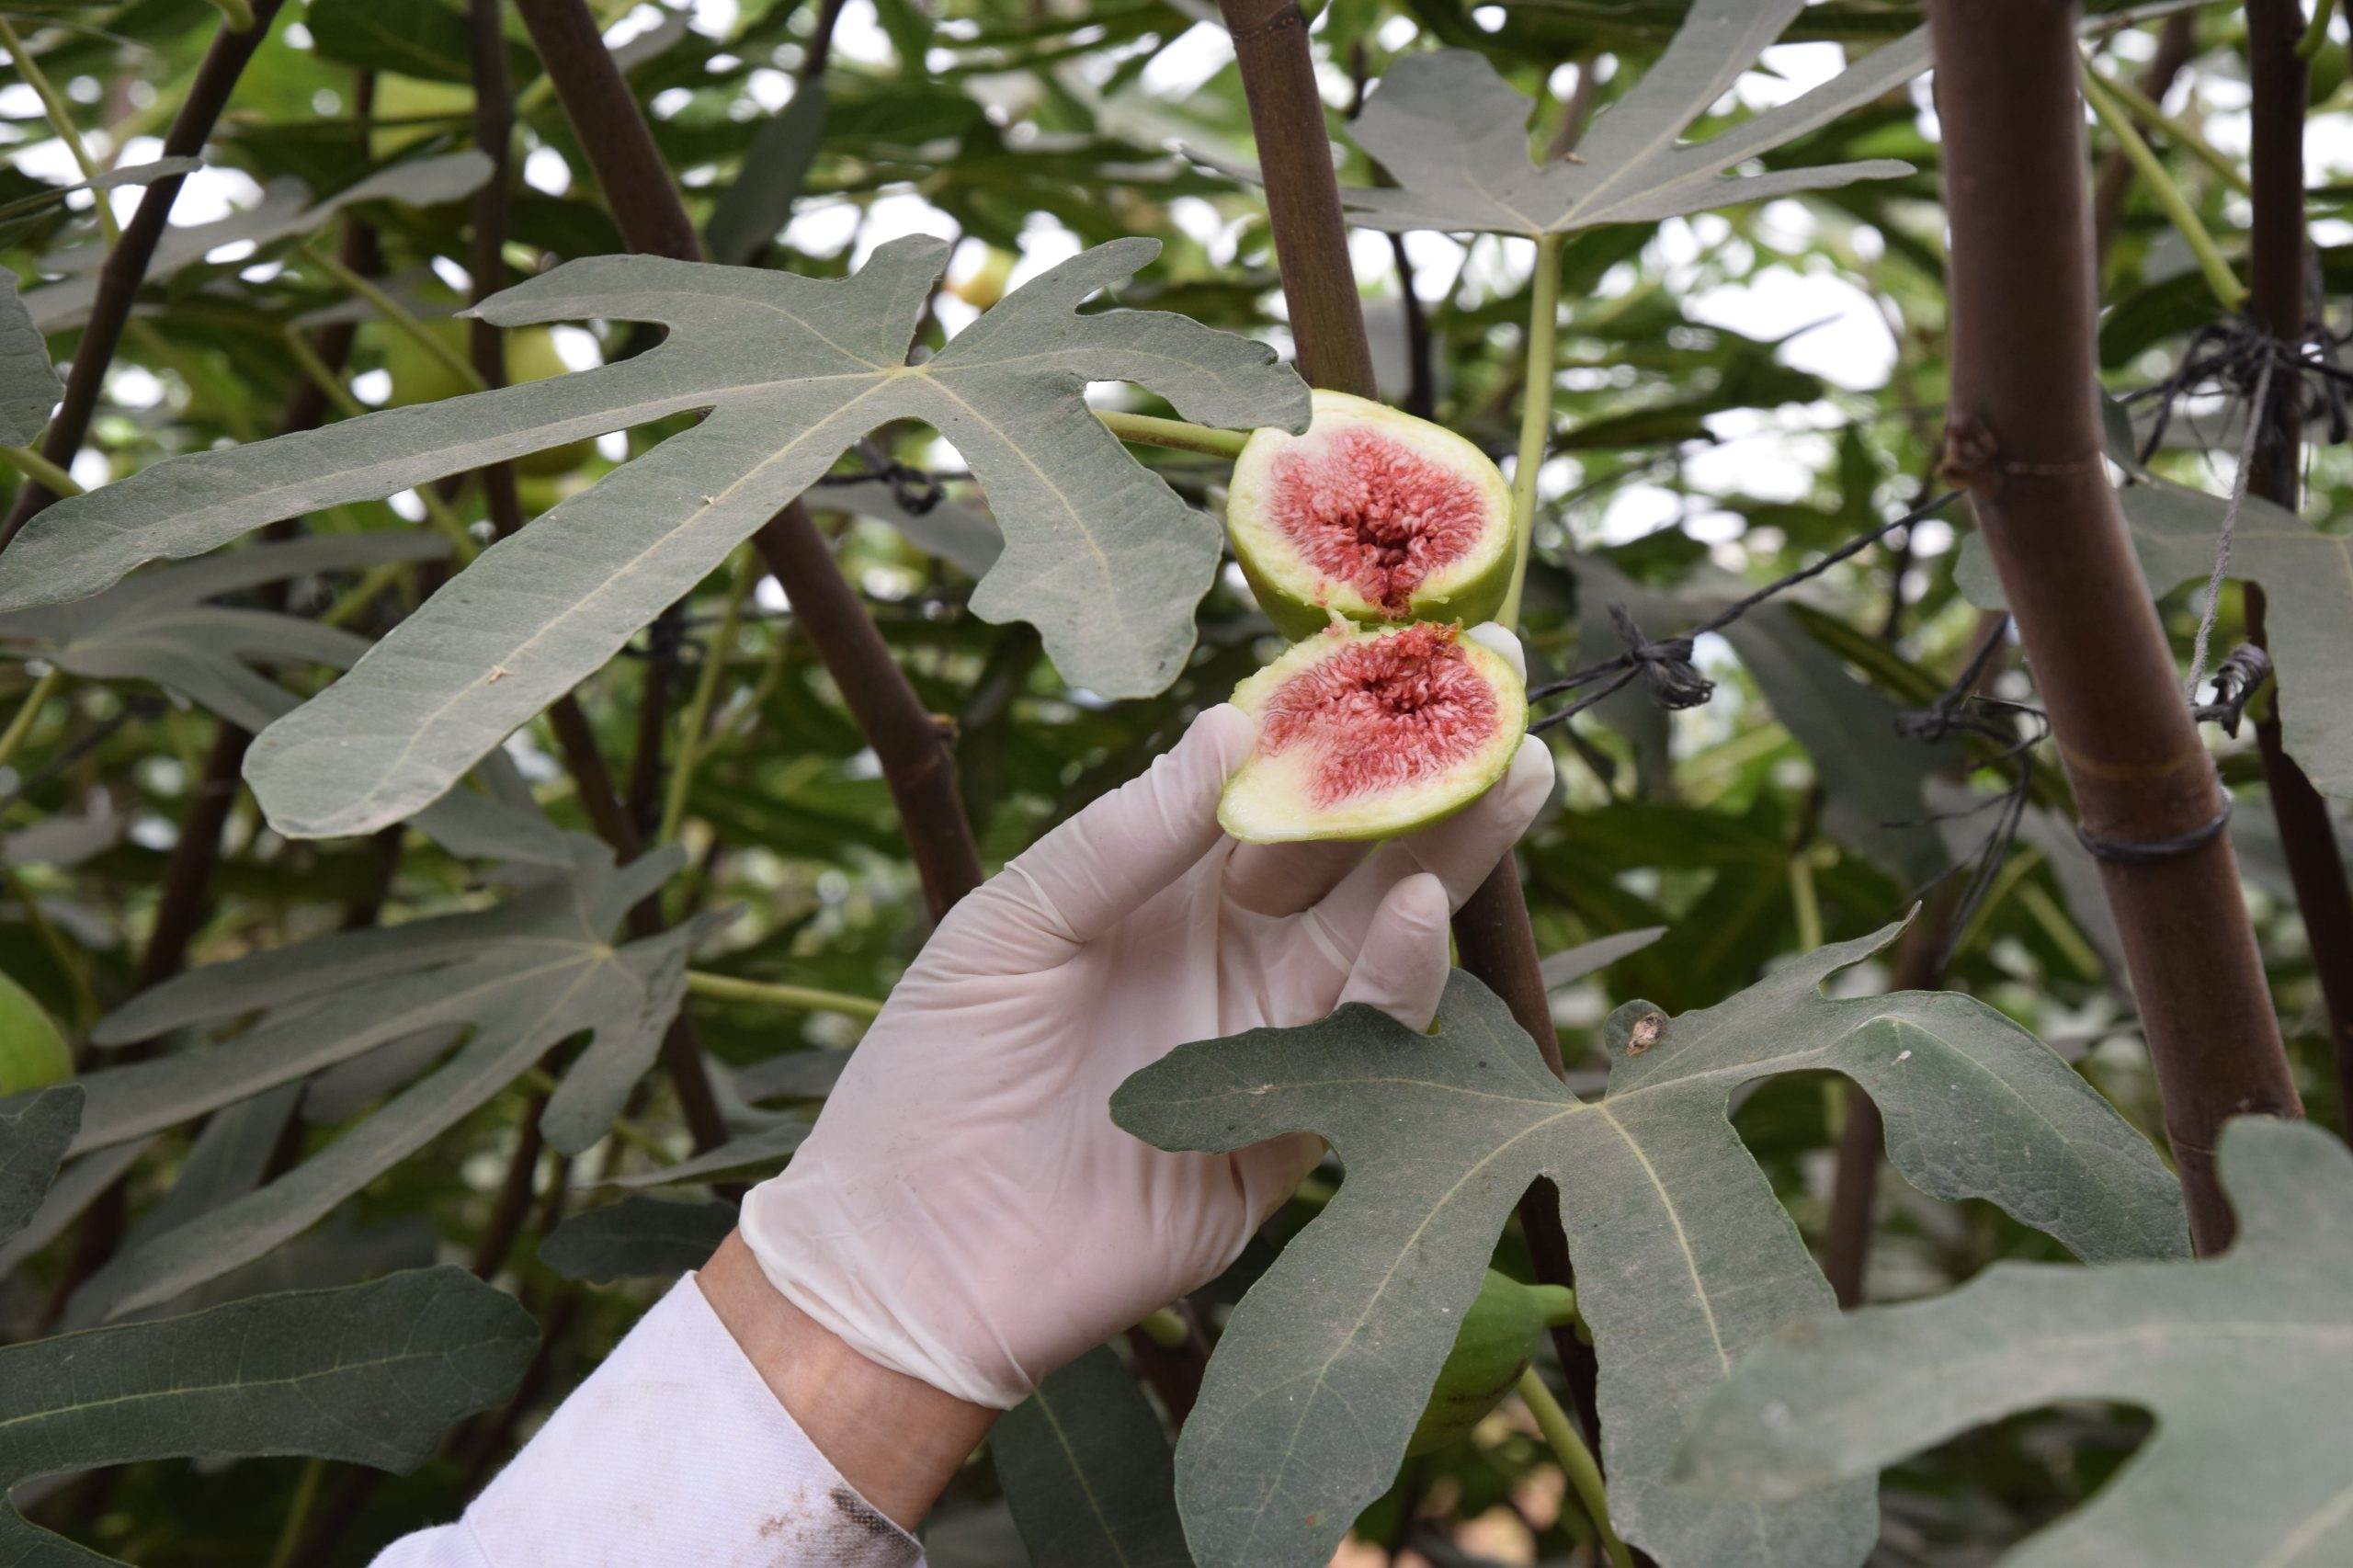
left=370, top=1274, right=925, bottom=1568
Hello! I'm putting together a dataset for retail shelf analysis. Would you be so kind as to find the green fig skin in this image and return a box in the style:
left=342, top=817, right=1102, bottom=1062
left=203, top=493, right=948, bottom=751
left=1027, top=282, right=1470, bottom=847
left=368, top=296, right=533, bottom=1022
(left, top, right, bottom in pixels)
left=1228, top=391, right=1516, bottom=642
left=1405, top=1269, right=1579, bottom=1457
left=0, top=970, right=71, bottom=1096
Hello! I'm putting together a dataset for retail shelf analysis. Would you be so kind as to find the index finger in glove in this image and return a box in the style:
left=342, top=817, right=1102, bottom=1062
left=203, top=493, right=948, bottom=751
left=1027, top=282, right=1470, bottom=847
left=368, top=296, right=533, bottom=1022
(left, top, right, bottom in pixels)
left=987, top=703, right=1254, bottom=949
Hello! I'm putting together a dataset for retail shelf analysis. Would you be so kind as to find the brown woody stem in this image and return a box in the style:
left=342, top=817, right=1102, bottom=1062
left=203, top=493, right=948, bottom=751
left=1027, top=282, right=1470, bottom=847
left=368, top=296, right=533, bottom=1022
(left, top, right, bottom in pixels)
left=1219, top=0, right=1379, bottom=397
left=2245, top=0, right=2353, bottom=1121
left=1927, top=0, right=2302, bottom=1252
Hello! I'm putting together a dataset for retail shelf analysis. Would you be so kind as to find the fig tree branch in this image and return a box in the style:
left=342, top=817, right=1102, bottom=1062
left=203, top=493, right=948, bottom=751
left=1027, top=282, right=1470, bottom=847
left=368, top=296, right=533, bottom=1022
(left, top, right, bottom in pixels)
left=2243, top=0, right=2353, bottom=1123
left=1219, top=0, right=1380, bottom=397
left=1, top=0, right=291, bottom=542
left=1927, top=0, right=2300, bottom=1252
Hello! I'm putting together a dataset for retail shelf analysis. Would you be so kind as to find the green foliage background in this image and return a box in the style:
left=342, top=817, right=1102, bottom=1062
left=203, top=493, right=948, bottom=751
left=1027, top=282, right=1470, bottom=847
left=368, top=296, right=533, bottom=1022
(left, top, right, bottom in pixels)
left=0, top=0, right=2346, bottom=1563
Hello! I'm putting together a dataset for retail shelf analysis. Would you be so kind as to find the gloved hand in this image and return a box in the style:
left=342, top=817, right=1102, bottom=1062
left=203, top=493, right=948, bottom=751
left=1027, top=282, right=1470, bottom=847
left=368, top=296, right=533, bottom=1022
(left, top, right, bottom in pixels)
left=738, top=627, right=1554, bottom=1409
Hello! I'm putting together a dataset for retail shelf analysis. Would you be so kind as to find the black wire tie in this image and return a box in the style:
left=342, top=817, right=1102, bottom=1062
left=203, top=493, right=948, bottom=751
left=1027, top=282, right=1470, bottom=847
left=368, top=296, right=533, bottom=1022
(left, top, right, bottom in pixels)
left=2075, top=795, right=2234, bottom=867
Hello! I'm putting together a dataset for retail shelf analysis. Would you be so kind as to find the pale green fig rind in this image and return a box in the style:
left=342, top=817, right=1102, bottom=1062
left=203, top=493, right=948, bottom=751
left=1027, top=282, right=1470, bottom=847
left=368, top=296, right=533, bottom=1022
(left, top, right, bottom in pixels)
left=1218, top=625, right=1527, bottom=845
left=1228, top=391, right=1515, bottom=641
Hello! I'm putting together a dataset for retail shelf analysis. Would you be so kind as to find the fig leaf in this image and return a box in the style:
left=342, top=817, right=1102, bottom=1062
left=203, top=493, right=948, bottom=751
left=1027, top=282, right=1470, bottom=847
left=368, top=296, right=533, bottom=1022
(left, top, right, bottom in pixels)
left=1113, top=923, right=2188, bottom=1568
left=0, top=1267, right=536, bottom=1565
left=0, top=266, right=58, bottom=446
left=540, top=1196, right=739, bottom=1284
left=19, top=153, right=493, bottom=334
left=63, top=813, right=693, bottom=1322
left=1681, top=1118, right=2353, bottom=1568
left=0, top=237, right=1310, bottom=835
left=997, top=1345, right=1194, bottom=1568
left=1334, top=2, right=1923, bottom=242
left=0, top=532, right=448, bottom=734
left=0, top=1084, right=80, bottom=1250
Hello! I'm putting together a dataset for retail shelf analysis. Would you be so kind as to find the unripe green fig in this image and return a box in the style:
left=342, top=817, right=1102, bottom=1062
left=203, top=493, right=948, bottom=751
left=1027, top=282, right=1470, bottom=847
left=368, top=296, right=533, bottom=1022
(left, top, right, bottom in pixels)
left=2312, top=40, right=2347, bottom=107
left=1227, top=391, right=1516, bottom=641
left=0, top=970, right=71, bottom=1095
left=1406, top=1269, right=1578, bottom=1457
left=1220, top=621, right=1528, bottom=844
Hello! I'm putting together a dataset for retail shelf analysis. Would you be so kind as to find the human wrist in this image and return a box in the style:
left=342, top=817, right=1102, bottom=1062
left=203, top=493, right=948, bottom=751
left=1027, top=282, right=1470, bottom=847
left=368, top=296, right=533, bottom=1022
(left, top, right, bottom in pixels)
left=698, top=1230, right=996, bottom=1530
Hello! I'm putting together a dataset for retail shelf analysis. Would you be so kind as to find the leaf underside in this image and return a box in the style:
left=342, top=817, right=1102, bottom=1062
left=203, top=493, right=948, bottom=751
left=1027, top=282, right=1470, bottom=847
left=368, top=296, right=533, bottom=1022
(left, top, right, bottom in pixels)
left=1112, top=925, right=2186, bottom=1568
left=0, top=532, right=450, bottom=733
left=0, top=1266, right=537, bottom=1566
left=540, top=1195, right=739, bottom=1283
left=0, top=236, right=1308, bottom=838
left=63, top=819, right=692, bottom=1322
left=0, top=1085, right=82, bottom=1250
left=996, top=1345, right=1196, bottom=1568
left=1680, top=1119, right=2353, bottom=1568
left=0, top=266, right=60, bottom=446
left=18, top=154, right=494, bottom=334
left=1336, top=1, right=1925, bottom=241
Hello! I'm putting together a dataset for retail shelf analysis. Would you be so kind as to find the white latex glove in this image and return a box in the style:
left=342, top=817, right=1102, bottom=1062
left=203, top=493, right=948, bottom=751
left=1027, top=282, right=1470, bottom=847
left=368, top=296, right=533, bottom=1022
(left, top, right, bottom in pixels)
left=740, top=626, right=1555, bottom=1409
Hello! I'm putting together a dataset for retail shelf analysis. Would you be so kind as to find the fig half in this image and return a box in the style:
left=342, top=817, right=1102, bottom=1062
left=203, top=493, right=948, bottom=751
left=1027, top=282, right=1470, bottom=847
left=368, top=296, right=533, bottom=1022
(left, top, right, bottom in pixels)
left=1227, top=391, right=1516, bottom=640
left=1221, top=621, right=1528, bottom=844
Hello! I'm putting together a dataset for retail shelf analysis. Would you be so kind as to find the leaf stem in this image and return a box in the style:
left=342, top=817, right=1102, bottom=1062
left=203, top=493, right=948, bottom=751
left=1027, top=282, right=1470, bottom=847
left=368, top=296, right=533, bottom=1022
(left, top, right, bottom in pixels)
left=684, top=969, right=884, bottom=1019
left=316, top=561, right=412, bottom=629
left=1498, top=233, right=1564, bottom=630
left=2300, top=0, right=2337, bottom=60
left=0, top=858, right=98, bottom=1029
left=659, top=546, right=757, bottom=845
left=1094, top=409, right=1251, bottom=460
left=1516, top=1367, right=1633, bottom=1568
left=1789, top=850, right=1824, bottom=953
left=264, top=1457, right=324, bottom=1568
left=2086, top=62, right=2253, bottom=195
left=2077, top=59, right=2246, bottom=309
left=0, top=667, right=63, bottom=775
left=296, top=240, right=485, bottom=393
left=0, top=447, right=82, bottom=497
left=0, top=15, right=120, bottom=248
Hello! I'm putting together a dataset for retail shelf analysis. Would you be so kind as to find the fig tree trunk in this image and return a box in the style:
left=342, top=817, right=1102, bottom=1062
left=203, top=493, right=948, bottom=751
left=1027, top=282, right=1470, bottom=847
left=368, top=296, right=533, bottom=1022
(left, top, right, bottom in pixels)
left=1927, top=0, right=2302, bottom=1251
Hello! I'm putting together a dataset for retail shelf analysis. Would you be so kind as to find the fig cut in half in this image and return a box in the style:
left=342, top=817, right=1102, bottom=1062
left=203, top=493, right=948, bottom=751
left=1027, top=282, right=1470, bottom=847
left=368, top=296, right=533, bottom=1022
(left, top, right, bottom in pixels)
left=1221, top=621, right=1528, bottom=844
left=1227, top=391, right=1516, bottom=640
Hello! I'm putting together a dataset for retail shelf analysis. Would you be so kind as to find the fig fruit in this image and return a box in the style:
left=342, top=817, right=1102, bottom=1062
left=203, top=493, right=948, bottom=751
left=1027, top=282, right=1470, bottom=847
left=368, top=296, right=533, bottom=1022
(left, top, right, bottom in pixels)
left=0, top=970, right=71, bottom=1096
left=1227, top=390, right=1515, bottom=640
left=1407, top=1268, right=1579, bottom=1456
left=1220, top=621, right=1528, bottom=844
